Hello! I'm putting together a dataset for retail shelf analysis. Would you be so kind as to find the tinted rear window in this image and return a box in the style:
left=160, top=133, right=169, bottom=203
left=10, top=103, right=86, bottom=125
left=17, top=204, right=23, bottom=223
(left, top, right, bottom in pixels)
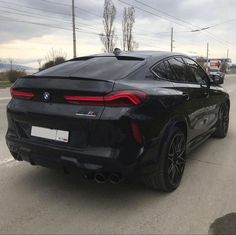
left=35, top=57, right=145, bottom=80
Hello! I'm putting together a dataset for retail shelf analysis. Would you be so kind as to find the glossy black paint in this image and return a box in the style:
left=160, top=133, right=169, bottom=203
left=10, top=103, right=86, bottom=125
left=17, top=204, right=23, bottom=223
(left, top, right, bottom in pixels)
left=6, top=51, right=230, bottom=179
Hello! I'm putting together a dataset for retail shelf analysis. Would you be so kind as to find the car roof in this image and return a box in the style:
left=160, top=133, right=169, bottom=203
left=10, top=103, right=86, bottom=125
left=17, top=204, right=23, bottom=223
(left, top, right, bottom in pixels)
left=71, top=51, right=188, bottom=65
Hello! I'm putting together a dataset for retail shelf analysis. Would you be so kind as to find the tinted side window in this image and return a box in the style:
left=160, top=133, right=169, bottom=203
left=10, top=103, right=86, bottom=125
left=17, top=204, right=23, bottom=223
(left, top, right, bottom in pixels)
left=183, top=58, right=209, bottom=85
left=152, top=60, right=173, bottom=80
left=182, top=58, right=198, bottom=83
left=152, top=61, right=168, bottom=80
left=195, top=66, right=209, bottom=85
left=168, top=57, right=186, bottom=82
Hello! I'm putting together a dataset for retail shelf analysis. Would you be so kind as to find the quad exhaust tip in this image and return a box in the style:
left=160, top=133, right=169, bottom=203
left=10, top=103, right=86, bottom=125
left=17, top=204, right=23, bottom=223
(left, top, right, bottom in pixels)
left=109, top=173, right=122, bottom=184
left=94, top=173, right=107, bottom=184
left=94, top=172, right=123, bottom=184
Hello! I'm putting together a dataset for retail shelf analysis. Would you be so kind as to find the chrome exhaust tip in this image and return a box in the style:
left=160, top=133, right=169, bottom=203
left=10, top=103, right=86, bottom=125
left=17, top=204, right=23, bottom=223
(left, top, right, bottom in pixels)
left=94, top=173, right=107, bottom=184
left=109, top=173, right=122, bottom=184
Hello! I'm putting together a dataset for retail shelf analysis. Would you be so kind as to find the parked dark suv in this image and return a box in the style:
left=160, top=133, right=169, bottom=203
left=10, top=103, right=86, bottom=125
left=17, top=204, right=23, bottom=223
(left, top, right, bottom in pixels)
left=6, top=51, right=230, bottom=192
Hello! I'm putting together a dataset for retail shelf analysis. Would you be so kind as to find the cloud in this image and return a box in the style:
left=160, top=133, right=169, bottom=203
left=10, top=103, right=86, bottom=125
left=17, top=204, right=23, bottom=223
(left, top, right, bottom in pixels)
left=0, top=0, right=235, bottom=65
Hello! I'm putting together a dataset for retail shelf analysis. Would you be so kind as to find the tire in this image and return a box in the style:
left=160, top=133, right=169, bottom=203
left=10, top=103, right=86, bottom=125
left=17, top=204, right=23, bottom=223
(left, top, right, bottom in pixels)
left=143, top=127, right=186, bottom=192
left=212, top=103, right=229, bottom=138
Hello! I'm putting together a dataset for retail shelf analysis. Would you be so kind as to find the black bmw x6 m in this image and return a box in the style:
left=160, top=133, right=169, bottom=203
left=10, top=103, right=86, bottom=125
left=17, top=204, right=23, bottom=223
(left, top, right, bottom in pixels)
left=6, top=51, right=230, bottom=192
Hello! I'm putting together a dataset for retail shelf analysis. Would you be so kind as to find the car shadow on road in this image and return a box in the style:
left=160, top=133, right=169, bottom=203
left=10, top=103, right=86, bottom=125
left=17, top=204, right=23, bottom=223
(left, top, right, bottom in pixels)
left=10, top=134, right=232, bottom=211
left=12, top=165, right=171, bottom=213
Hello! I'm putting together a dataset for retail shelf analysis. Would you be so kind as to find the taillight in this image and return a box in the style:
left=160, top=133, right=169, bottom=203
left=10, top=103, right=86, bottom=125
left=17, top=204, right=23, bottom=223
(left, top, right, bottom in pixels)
left=65, top=90, right=148, bottom=107
left=10, top=88, right=34, bottom=100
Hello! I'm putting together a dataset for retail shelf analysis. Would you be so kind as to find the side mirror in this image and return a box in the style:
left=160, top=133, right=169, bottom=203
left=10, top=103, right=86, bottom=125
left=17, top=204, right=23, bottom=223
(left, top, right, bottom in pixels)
left=209, top=75, right=224, bottom=85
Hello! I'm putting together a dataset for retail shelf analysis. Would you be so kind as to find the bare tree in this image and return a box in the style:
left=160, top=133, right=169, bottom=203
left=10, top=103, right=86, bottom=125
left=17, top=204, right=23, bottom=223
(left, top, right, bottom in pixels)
left=100, top=0, right=117, bottom=53
left=45, top=48, right=67, bottom=63
left=40, top=48, right=67, bottom=71
left=122, top=7, right=138, bottom=51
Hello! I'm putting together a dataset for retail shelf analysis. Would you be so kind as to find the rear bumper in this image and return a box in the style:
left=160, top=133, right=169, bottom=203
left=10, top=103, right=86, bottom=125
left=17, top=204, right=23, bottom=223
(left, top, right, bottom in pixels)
left=6, top=99, right=163, bottom=177
left=6, top=134, right=144, bottom=177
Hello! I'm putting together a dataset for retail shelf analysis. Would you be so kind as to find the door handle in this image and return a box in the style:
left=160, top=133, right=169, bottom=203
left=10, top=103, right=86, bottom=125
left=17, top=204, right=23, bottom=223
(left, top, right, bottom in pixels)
left=182, top=93, right=190, bottom=101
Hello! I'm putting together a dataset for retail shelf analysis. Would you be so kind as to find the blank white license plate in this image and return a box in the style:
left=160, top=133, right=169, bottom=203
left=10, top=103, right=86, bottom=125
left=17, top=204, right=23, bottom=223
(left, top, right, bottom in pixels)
left=31, top=126, right=69, bottom=143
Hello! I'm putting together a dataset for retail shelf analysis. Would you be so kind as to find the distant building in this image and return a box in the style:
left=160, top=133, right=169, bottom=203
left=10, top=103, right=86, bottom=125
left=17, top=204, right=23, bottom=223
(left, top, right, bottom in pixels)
left=192, top=56, right=232, bottom=73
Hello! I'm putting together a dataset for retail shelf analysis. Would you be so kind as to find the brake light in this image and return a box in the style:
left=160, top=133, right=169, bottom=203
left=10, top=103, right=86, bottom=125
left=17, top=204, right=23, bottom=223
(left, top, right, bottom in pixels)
left=65, top=90, right=148, bottom=107
left=10, top=88, right=34, bottom=100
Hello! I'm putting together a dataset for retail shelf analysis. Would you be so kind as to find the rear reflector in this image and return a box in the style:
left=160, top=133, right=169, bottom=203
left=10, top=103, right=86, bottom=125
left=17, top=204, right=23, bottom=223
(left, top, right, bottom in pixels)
left=10, top=88, right=34, bottom=100
left=65, top=90, right=148, bottom=107
left=131, top=122, right=143, bottom=145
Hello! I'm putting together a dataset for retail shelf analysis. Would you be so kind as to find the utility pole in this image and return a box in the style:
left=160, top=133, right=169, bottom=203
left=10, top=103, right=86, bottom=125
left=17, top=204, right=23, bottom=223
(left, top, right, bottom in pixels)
left=171, top=27, right=174, bottom=52
left=206, top=42, right=209, bottom=70
left=72, top=0, right=77, bottom=58
left=9, top=58, right=13, bottom=72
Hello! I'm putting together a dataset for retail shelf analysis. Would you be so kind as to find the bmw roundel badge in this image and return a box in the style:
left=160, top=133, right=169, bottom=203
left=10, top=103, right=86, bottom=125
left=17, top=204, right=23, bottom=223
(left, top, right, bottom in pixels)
left=43, top=92, right=50, bottom=102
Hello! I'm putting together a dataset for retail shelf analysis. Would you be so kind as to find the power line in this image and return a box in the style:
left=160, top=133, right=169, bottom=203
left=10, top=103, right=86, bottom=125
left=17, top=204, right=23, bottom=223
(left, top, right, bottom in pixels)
left=0, top=16, right=72, bottom=31
left=0, top=5, right=175, bottom=40
left=0, top=0, right=101, bottom=31
left=118, top=0, right=232, bottom=47
left=0, top=15, right=113, bottom=37
left=0, top=0, right=72, bottom=17
left=0, top=0, right=101, bottom=19
left=134, top=0, right=232, bottom=35
left=191, top=18, right=236, bottom=32
left=0, top=5, right=100, bottom=31
left=134, top=0, right=200, bottom=30
left=0, top=6, right=72, bottom=26
left=117, top=0, right=195, bottom=30
left=133, top=0, right=232, bottom=46
left=0, top=8, right=99, bottom=33
left=38, top=0, right=101, bottom=18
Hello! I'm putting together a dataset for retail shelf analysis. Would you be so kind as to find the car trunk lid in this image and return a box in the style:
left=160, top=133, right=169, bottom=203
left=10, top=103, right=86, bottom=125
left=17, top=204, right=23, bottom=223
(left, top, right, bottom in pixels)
left=10, top=76, right=114, bottom=148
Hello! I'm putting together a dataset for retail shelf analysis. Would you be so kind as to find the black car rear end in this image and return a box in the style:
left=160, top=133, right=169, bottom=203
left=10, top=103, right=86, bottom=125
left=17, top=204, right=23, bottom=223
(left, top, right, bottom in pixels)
left=6, top=55, right=150, bottom=180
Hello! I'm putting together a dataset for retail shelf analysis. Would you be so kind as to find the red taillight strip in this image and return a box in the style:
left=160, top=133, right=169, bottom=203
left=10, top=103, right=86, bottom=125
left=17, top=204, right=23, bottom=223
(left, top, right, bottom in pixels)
left=10, top=88, right=34, bottom=100
left=65, top=96, right=104, bottom=102
left=65, top=96, right=104, bottom=106
left=104, top=91, right=144, bottom=106
left=65, top=90, right=147, bottom=107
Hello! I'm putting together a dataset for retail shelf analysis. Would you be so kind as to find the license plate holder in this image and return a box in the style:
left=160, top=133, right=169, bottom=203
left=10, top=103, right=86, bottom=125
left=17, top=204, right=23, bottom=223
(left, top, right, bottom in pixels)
left=31, top=126, right=69, bottom=143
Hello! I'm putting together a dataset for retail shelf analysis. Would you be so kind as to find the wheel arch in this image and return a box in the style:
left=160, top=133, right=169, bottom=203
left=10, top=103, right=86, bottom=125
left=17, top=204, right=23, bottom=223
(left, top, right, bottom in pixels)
left=225, top=98, right=230, bottom=109
left=158, top=116, right=188, bottom=154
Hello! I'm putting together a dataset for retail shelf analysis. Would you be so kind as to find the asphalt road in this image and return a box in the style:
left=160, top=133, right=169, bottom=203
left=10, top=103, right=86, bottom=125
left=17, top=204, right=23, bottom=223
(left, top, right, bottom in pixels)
left=0, top=76, right=236, bottom=234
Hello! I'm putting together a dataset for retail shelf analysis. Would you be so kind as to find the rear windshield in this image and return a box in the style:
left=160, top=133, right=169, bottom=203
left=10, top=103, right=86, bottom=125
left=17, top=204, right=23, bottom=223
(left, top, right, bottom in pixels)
left=35, top=57, right=145, bottom=80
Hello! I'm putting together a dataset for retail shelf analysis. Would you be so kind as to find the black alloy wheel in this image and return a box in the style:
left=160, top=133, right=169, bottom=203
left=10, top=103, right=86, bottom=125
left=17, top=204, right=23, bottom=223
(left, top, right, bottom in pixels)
left=213, top=103, right=229, bottom=138
left=143, top=127, right=186, bottom=192
left=167, top=132, right=186, bottom=187
left=220, top=104, right=229, bottom=136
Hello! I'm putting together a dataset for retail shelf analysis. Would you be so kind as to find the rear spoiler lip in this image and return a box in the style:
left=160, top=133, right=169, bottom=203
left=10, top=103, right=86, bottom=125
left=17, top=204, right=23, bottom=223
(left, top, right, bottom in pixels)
left=19, top=75, right=115, bottom=83
left=69, top=55, right=145, bottom=62
left=12, top=76, right=115, bottom=94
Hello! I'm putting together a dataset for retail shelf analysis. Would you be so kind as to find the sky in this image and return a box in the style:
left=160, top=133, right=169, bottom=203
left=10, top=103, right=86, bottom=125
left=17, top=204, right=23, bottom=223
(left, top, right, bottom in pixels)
left=0, top=0, right=236, bottom=69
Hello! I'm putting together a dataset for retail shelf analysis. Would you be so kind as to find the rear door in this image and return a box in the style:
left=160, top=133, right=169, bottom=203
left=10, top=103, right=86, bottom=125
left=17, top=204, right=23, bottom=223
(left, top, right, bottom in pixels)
left=167, top=57, right=208, bottom=142
left=183, top=57, right=220, bottom=132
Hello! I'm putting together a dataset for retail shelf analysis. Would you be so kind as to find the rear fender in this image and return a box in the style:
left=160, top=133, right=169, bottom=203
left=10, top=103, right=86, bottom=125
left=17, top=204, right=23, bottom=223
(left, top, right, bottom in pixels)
left=151, top=116, right=188, bottom=164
